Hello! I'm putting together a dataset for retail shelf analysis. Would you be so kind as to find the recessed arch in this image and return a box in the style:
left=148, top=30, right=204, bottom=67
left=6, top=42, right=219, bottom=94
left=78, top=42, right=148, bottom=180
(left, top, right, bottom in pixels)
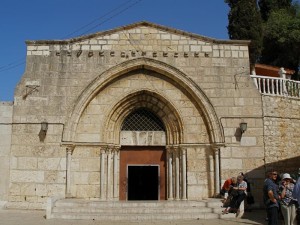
left=103, top=90, right=182, bottom=145
left=62, top=57, right=224, bottom=145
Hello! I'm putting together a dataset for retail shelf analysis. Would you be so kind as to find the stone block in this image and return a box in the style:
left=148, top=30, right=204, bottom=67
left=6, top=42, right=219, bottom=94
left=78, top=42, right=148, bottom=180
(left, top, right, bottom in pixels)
left=76, top=185, right=100, bottom=198
left=18, top=157, right=37, bottom=170
left=20, top=183, right=36, bottom=195
left=47, top=184, right=65, bottom=196
left=10, top=170, right=44, bottom=183
left=73, top=172, right=89, bottom=184
left=191, top=45, right=201, bottom=51
left=79, top=158, right=100, bottom=172
left=37, top=158, right=65, bottom=170
left=44, top=171, right=66, bottom=183
left=202, top=45, right=212, bottom=52
left=240, top=137, right=257, bottom=146
left=35, top=184, right=48, bottom=196
left=89, top=172, right=100, bottom=184
left=221, top=159, right=243, bottom=170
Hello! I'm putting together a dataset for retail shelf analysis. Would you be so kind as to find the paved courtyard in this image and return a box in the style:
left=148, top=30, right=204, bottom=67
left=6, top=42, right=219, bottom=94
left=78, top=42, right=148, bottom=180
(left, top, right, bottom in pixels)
left=0, top=209, right=267, bottom=225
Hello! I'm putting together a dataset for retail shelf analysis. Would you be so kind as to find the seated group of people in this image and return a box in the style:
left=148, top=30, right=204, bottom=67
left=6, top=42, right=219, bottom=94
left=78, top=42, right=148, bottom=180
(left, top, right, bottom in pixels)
left=220, top=173, right=249, bottom=214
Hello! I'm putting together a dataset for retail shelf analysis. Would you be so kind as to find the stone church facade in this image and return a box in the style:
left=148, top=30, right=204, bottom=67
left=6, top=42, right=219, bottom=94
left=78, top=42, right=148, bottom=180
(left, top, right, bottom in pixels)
left=0, top=21, right=299, bottom=210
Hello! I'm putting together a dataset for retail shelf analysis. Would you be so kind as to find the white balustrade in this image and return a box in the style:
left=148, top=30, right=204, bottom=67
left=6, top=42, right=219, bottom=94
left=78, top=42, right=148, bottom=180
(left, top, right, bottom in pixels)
left=251, top=75, right=300, bottom=98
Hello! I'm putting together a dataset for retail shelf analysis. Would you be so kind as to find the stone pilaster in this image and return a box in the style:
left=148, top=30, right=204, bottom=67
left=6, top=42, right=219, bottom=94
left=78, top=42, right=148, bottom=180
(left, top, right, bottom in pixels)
left=212, top=146, right=220, bottom=197
left=113, top=146, right=120, bottom=200
left=66, top=145, right=75, bottom=198
left=106, top=146, right=113, bottom=200
left=180, top=147, right=187, bottom=200
left=166, top=146, right=174, bottom=200
left=100, top=145, right=119, bottom=201
left=173, top=146, right=180, bottom=200
left=100, top=146, right=106, bottom=200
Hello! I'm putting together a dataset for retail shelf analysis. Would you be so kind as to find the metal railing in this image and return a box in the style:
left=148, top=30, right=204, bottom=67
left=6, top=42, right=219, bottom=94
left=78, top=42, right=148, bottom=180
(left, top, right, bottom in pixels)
left=250, top=75, right=300, bottom=99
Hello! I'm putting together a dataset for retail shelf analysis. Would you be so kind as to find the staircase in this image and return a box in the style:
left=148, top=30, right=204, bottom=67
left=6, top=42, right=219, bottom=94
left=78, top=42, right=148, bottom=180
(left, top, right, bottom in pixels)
left=47, top=198, right=237, bottom=221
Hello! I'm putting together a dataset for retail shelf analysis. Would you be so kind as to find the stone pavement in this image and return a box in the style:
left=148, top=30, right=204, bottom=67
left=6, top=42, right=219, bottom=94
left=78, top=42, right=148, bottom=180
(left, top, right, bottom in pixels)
left=0, top=209, right=267, bottom=225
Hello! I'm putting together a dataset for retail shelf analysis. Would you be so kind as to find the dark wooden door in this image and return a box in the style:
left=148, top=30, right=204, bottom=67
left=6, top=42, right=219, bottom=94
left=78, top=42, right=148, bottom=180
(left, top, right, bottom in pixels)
left=119, top=146, right=166, bottom=200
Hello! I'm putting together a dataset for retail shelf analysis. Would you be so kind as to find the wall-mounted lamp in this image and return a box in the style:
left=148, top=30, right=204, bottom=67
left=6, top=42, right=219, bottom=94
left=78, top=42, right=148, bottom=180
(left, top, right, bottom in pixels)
left=240, top=122, right=247, bottom=134
left=41, top=121, right=48, bottom=133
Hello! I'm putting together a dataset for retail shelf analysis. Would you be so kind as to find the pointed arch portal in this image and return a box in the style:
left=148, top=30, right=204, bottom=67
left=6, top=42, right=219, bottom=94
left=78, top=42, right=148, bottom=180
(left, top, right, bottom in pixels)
left=62, top=57, right=224, bottom=146
left=62, top=57, right=225, bottom=201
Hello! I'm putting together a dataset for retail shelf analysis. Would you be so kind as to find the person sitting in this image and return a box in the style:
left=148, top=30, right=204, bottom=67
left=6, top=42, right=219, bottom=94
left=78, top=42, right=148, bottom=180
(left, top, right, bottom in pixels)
left=220, top=177, right=237, bottom=200
left=223, top=175, right=247, bottom=214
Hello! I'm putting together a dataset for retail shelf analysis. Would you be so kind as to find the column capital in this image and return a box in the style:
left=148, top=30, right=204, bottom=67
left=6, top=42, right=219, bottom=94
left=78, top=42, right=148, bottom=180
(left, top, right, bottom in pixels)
left=178, top=146, right=187, bottom=155
left=211, top=143, right=224, bottom=149
left=112, top=145, right=121, bottom=153
left=66, top=145, right=75, bottom=155
left=166, top=145, right=177, bottom=154
left=211, top=143, right=224, bottom=154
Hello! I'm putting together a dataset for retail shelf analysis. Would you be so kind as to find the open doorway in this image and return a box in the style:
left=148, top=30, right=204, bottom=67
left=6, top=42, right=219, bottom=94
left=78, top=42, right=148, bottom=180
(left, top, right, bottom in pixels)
left=127, top=165, right=159, bottom=200
left=119, top=146, right=166, bottom=200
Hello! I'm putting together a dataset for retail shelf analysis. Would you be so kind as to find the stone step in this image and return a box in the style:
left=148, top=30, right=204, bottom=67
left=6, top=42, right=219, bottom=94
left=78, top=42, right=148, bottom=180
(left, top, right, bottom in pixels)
left=52, top=205, right=214, bottom=214
left=51, top=212, right=221, bottom=220
left=49, top=198, right=236, bottom=221
left=54, top=200, right=208, bottom=208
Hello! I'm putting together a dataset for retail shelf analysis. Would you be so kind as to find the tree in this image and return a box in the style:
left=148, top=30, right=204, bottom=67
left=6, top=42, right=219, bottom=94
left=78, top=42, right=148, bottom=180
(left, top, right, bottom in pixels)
left=258, top=0, right=293, bottom=21
left=260, top=7, right=300, bottom=77
left=225, top=0, right=263, bottom=68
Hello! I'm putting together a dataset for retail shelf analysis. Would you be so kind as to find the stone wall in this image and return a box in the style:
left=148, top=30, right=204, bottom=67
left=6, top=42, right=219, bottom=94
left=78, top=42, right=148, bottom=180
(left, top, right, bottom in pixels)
left=187, top=146, right=215, bottom=200
left=8, top=123, right=66, bottom=209
left=263, top=96, right=300, bottom=173
left=0, top=102, right=13, bottom=202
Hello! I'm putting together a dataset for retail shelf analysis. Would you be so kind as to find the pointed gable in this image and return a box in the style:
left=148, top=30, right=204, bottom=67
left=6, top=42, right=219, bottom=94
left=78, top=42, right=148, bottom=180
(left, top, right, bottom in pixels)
left=26, top=21, right=250, bottom=58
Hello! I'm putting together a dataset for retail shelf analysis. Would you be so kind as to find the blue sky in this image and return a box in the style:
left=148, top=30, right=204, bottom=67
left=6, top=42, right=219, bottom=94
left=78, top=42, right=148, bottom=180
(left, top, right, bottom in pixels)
left=0, top=0, right=230, bottom=101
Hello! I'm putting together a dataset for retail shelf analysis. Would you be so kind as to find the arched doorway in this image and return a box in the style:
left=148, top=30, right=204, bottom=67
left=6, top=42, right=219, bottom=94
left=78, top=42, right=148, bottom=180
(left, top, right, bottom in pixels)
left=119, top=108, right=167, bottom=200
left=62, top=58, right=225, bottom=201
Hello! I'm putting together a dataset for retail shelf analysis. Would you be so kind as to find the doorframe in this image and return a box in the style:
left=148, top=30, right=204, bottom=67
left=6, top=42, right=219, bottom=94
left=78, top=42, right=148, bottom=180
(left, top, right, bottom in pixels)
left=126, top=164, right=160, bottom=201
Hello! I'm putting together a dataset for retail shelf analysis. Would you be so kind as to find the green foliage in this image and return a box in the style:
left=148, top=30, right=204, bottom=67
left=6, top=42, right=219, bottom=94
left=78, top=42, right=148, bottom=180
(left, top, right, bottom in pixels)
left=258, top=0, right=293, bottom=21
left=260, top=5, right=300, bottom=77
left=225, top=0, right=263, bottom=65
left=225, top=0, right=300, bottom=78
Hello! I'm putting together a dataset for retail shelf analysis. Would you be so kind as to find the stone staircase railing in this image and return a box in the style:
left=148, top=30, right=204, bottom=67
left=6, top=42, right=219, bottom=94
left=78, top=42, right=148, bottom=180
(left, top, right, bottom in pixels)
left=250, top=75, right=300, bottom=99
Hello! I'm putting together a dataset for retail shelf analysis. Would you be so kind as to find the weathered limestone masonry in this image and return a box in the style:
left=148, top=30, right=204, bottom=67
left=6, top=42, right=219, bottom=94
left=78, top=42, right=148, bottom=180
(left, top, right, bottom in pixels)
left=0, top=102, right=13, bottom=204
left=3, top=21, right=272, bottom=210
left=263, top=96, right=300, bottom=171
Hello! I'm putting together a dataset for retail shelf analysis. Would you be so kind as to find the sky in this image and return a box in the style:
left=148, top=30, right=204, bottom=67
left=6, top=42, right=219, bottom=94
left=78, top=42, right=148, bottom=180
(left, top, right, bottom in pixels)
left=0, top=0, right=230, bottom=101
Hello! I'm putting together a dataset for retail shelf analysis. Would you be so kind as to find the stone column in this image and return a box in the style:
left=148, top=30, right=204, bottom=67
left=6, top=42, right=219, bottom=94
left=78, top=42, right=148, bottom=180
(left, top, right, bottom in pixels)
left=106, top=146, right=113, bottom=200
left=66, top=145, right=75, bottom=198
left=174, top=146, right=180, bottom=200
left=167, top=146, right=173, bottom=200
left=100, top=147, right=106, bottom=200
left=213, top=146, right=220, bottom=197
left=209, top=154, right=214, bottom=196
left=181, top=147, right=187, bottom=200
left=113, top=146, right=120, bottom=200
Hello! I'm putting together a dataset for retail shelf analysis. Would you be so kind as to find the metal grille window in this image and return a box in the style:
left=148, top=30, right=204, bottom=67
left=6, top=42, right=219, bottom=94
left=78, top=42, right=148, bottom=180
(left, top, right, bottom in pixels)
left=121, top=108, right=165, bottom=131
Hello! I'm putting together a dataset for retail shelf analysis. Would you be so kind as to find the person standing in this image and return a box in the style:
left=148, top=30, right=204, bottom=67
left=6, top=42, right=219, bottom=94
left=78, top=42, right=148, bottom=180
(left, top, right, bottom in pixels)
left=279, top=173, right=297, bottom=225
left=292, top=169, right=300, bottom=225
left=264, top=170, right=280, bottom=225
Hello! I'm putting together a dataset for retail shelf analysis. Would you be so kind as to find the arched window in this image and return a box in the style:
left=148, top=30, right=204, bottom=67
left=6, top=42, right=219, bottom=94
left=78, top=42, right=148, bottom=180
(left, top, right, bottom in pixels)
left=121, top=108, right=165, bottom=131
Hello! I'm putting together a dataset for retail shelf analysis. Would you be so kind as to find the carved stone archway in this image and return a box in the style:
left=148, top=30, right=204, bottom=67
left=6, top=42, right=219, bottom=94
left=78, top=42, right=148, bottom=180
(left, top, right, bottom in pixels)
left=62, top=57, right=224, bottom=146
left=62, top=57, right=225, bottom=200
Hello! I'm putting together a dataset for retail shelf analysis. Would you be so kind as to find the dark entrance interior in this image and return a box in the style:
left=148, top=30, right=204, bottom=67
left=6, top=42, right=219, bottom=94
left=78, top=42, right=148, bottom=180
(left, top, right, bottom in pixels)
left=127, top=165, right=159, bottom=200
